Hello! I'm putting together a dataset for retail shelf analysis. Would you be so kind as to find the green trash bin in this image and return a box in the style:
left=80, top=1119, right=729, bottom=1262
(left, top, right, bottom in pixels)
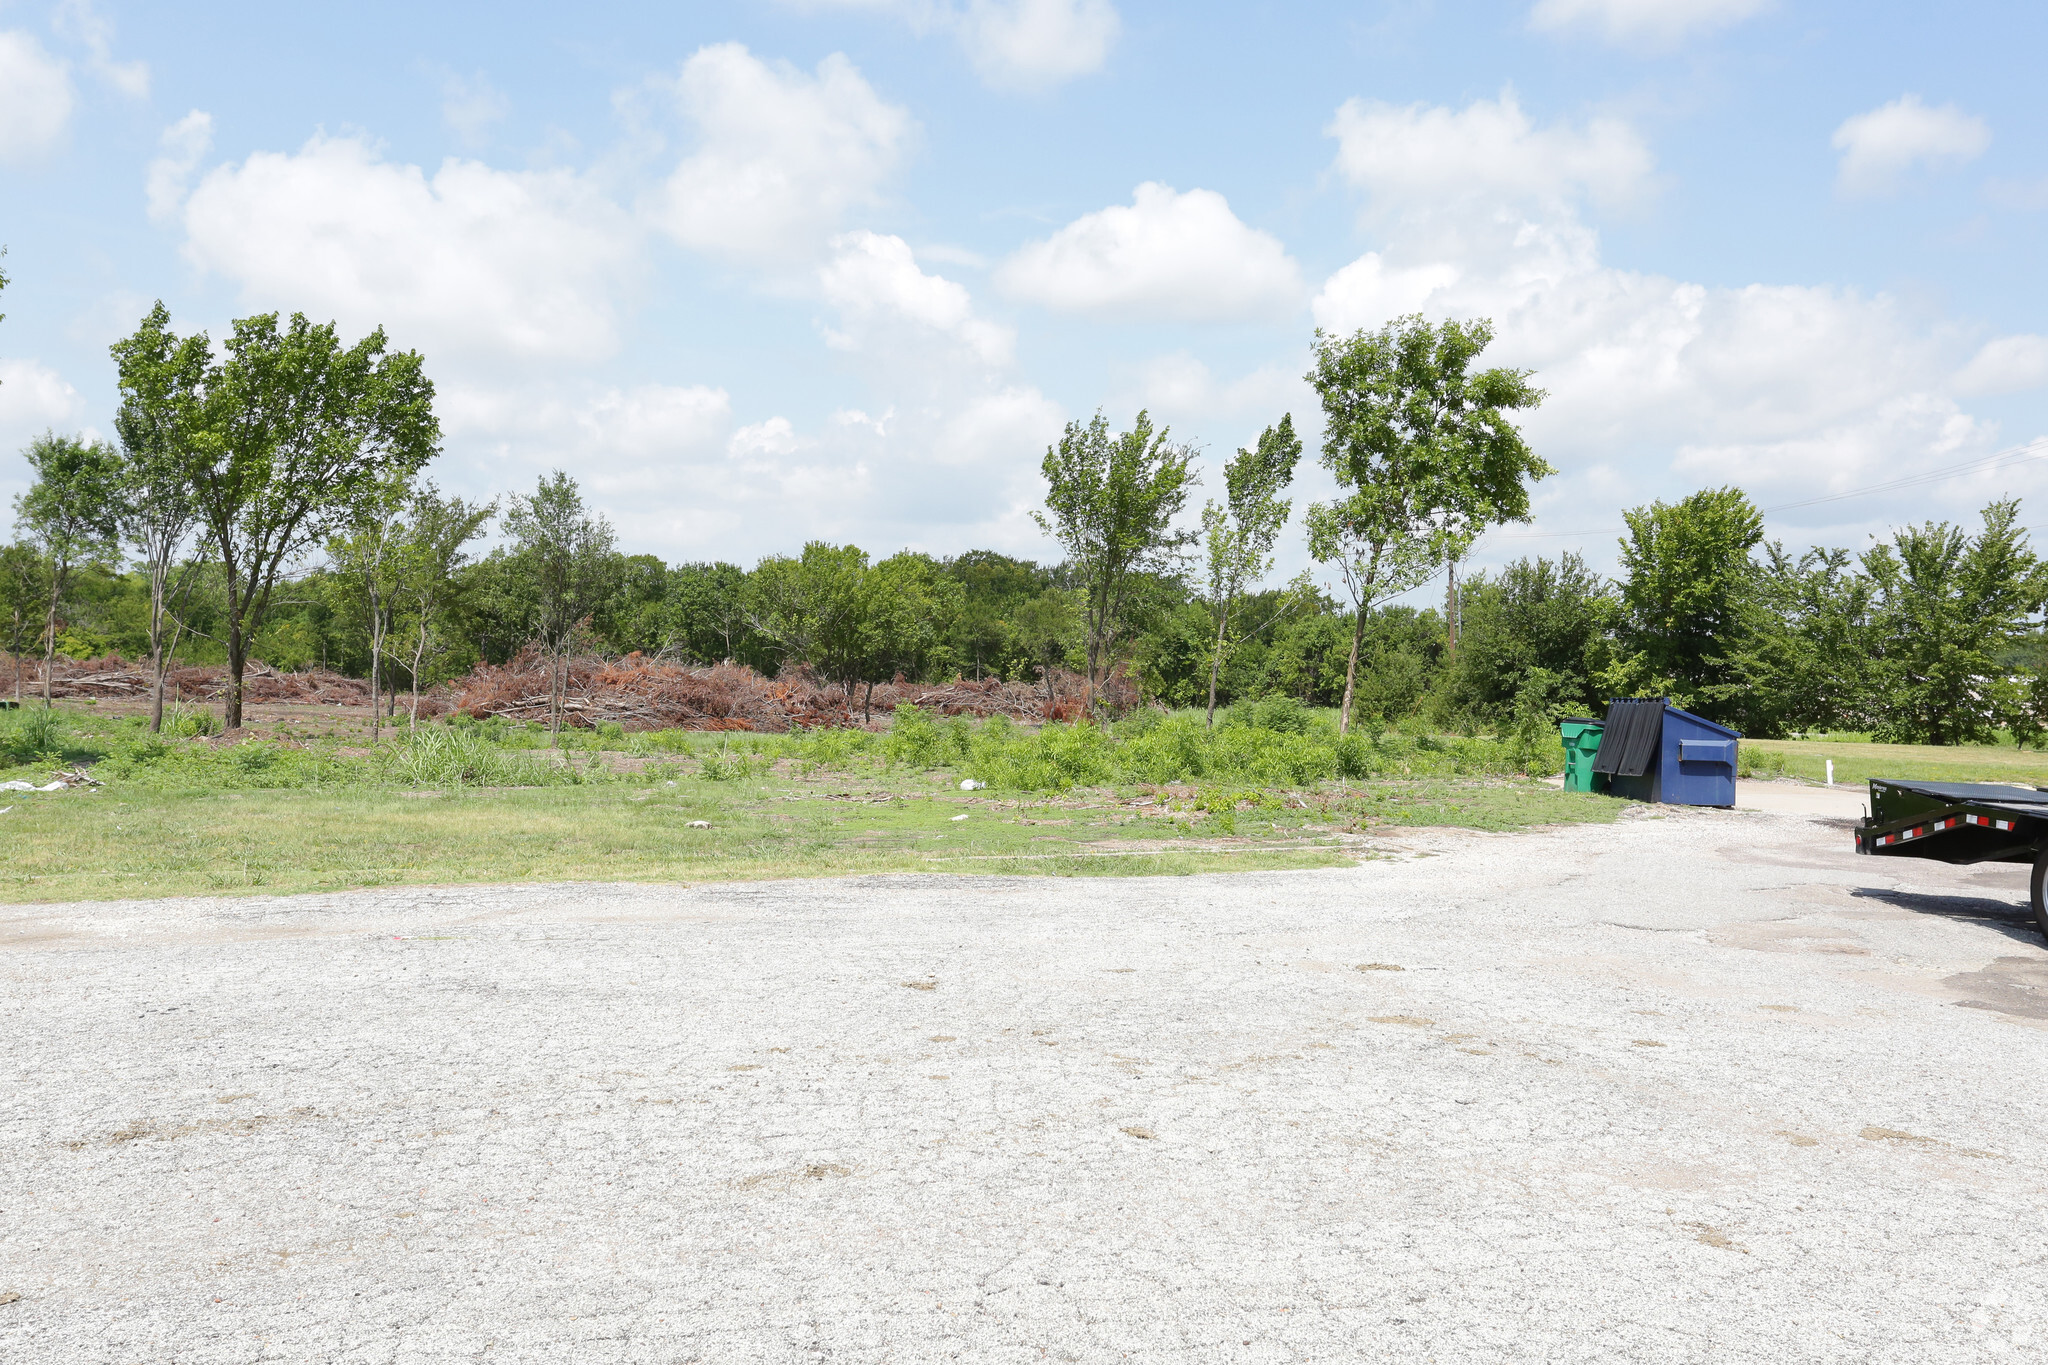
left=1558, top=717, right=1606, bottom=793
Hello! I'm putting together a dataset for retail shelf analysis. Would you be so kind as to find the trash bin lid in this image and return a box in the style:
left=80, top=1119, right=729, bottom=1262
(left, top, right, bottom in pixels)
left=1592, top=698, right=1663, bottom=777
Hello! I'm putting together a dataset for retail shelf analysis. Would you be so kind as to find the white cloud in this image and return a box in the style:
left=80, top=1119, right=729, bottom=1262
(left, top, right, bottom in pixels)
left=442, top=72, right=511, bottom=147
left=819, top=231, right=1013, bottom=365
left=145, top=110, right=212, bottom=222
left=1313, top=95, right=2038, bottom=539
left=1832, top=95, right=1990, bottom=198
left=0, top=31, right=74, bottom=162
left=652, top=43, right=913, bottom=266
left=790, top=0, right=1118, bottom=90
left=1529, top=0, right=1768, bottom=49
left=1954, top=335, right=2048, bottom=397
left=0, top=358, right=87, bottom=430
left=956, top=0, right=1120, bottom=91
left=176, top=134, right=641, bottom=367
left=1328, top=92, right=1654, bottom=216
left=995, top=183, right=1304, bottom=323
left=55, top=0, right=147, bottom=97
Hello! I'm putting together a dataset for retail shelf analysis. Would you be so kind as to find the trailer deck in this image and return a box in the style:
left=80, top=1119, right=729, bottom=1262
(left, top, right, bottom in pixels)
left=1856, top=778, right=2048, bottom=941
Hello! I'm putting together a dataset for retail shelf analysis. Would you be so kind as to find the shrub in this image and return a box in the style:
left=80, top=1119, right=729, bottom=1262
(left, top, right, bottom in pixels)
left=1, top=706, right=64, bottom=764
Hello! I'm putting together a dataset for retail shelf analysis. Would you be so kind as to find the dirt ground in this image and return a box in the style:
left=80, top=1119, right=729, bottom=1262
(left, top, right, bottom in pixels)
left=1, top=804, right=2043, bottom=1362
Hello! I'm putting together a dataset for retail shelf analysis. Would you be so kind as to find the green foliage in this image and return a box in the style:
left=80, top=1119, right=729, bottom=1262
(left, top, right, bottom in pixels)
left=1859, top=498, right=2045, bottom=745
left=1201, top=414, right=1303, bottom=719
left=1305, top=315, right=1551, bottom=730
left=0, top=705, right=64, bottom=763
left=1615, top=486, right=1763, bottom=723
left=1445, top=554, right=1617, bottom=725
left=1035, top=409, right=1200, bottom=698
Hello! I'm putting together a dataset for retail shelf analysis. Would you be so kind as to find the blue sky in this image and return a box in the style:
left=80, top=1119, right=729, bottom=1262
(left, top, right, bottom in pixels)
left=3, top=0, right=2044, bottom=600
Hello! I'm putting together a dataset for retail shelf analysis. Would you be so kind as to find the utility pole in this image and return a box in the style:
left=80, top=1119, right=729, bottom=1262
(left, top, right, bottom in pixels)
left=1445, top=556, right=1458, bottom=661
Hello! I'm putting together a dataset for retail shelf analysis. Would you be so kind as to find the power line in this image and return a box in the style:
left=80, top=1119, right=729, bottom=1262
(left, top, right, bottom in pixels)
left=1485, top=436, right=2048, bottom=544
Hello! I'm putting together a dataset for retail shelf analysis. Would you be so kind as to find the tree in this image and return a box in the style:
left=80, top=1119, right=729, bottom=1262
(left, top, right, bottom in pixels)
left=109, top=301, right=213, bottom=731
left=1, top=541, right=46, bottom=703
left=177, top=311, right=439, bottom=729
left=665, top=561, right=763, bottom=667
left=1613, top=486, right=1764, bottom=722
left=853, top=552, right=964, bottom=718
left=1442, top=553, right=1617, bottom=725
left=1035, top=410, right=1199, bottom=714
left=13, top=432, right=123, bottom=707
left=327, top=475, right=413, bottom=739
left=1011, top=587, right=1084, bottom=703
left=1305, top=316, right=1550, bottom=734
left=504, top=471, right=619, bottom=741
left=395, top=484, right=493, bottom=730
left=744, top=542, right=870, bottom=685
left=1201, top=414, right=1302, bottom=726
left=1859, top=499, right=2044, bottom=745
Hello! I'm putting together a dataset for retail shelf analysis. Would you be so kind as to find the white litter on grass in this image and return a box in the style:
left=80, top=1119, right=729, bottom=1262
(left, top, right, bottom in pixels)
left=951, top=814, right=969, bottom=822
left=688, top=820, right=711, bottom=829
left=959, top=779, right=985, bottom=791
left=0, top=780, right=62, bottom=793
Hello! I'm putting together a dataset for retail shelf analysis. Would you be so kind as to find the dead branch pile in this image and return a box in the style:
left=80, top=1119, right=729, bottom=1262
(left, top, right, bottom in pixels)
left=447, top=650, right=1131, bottom=731
left=10, top=653, right=397, bottom=709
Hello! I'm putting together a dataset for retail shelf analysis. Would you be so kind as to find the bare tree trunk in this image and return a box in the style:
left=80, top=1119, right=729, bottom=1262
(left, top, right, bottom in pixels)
left=410, top=618, right=428, bottom=733
left=41, top=593, right=58, bottom=709
left=1337, top=603, right=1368, bottom=738
left=863, top=678, right=874, bottom=725
left=1205, top=597, right=1231, bottom=730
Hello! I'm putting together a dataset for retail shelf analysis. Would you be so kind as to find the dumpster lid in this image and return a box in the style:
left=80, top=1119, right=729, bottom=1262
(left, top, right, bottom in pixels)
left=1591, top=698, right=1663, bottom=777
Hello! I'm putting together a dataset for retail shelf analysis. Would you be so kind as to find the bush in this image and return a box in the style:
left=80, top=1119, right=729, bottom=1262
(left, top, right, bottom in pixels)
left=0, top=706, right=64, bottom=764
left=384, top=727, right=572, bottom=788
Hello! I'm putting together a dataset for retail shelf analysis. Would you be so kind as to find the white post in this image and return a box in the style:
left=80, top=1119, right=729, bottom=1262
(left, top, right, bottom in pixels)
left=1826, top=759, right=1834, bottom=787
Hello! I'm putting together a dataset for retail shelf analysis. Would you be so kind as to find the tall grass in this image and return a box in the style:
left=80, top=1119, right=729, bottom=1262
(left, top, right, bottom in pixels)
left=0, top=706, right=65, bottom=765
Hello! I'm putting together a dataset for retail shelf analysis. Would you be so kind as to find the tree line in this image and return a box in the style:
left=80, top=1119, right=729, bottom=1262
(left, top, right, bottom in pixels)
left=5, top=286, right=2044, bottom=746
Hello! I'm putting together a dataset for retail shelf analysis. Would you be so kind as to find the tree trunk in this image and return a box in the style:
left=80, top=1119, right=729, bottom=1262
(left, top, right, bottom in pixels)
left=1205, top=597, right=1231, bottom=730
left=410, top=618, right=428, bottom=733
left=1337, top=603, right=1368, bottom=738
left=863, top=678, right=874, bottom=725
left=224, top=624, right=246, bottom=731
left=41, top=586, right=59, bottom=709
left=147, top=572, right=167, bottom=733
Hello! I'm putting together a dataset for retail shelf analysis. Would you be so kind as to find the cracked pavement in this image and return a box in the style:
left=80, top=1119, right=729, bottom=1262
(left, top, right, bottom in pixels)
left=2, top=803, right=2044, bottom=1362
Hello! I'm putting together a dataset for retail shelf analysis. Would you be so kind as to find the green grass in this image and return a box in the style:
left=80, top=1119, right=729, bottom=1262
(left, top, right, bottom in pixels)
left=0, top=764, right=1621, bottom=905
left=1742, top=736, right=2048, bottom=789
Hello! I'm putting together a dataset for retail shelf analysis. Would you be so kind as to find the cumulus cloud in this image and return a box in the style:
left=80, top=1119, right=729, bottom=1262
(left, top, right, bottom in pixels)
left=995, top=183, right=1304, bottom=323
left=1327, top=92, right=1654, bottom=216
left=1833, top=95, right=1990, bottom=197
left=819, top=231, right=1014, bottom=366
left=652, top=43, right=913, bottom=265
left=175, top=133, right=641, bottom=367
left=956, top=0, right=1120, bottom=91
left=792, top=0, right=1118, bottom=90
left=1528, top=0, right=1768, bottom=49
left=1954, top=335, right=2048, bottom=397
left=145, top=110, right=212, bottom=222
left=442, top=72, right=511, bottom=147
left=0, top=31, right=75, bottom=162
left=54, top=0, right=148, bottom=97
left=1313, top=94, right=2037, bottom=539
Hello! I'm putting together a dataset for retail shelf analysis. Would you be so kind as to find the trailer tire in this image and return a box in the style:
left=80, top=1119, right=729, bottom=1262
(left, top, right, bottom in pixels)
left=2034, top=845, right=2048, bottom=946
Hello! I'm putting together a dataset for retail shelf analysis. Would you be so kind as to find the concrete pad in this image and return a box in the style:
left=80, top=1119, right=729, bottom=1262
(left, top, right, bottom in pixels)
left=2, top=810, right=2043, bottom=1362
left=1736, top=779, right=1873, bottom=818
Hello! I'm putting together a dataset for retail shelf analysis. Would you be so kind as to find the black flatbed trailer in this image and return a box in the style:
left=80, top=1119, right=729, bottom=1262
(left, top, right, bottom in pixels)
left=1855, top=779, right=2048, bottom=942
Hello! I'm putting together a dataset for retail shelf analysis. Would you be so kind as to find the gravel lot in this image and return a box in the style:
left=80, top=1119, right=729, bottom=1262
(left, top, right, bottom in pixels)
left=3, top=803, right=2044, bottom=1363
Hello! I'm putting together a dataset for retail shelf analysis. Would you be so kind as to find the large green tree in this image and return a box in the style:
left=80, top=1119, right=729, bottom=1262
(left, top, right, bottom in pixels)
left=134, top=309, right=439, bottom=730
left=13, top=432, right=123, bottom=706
left=1035, top=410, right=1199, bottom=713
left=1443, top=553, right=1617, bottom=725
left=1201, top=414, right=1302, bottom=726
left=394, top=484, right=493, bottom=729
left=1860, top=499, right=2044, bottom=745
left=504, top=470, right=619, bottom=741
left=109, top=300, right=213, bottom=731
left=1, top=541, right=46, bottom=704
left=1613, top=485, right=1764, bottom=721
left=1305, top=316, right=1550, bottom=734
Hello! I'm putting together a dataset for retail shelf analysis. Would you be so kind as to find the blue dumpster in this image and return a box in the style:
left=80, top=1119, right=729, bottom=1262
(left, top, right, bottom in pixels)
left=1590, top=697, right=1739, bottom=808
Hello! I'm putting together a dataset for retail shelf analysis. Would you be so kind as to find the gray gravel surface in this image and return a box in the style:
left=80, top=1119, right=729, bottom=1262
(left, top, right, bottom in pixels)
left=2, top=804, right=2044, bottom=1363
